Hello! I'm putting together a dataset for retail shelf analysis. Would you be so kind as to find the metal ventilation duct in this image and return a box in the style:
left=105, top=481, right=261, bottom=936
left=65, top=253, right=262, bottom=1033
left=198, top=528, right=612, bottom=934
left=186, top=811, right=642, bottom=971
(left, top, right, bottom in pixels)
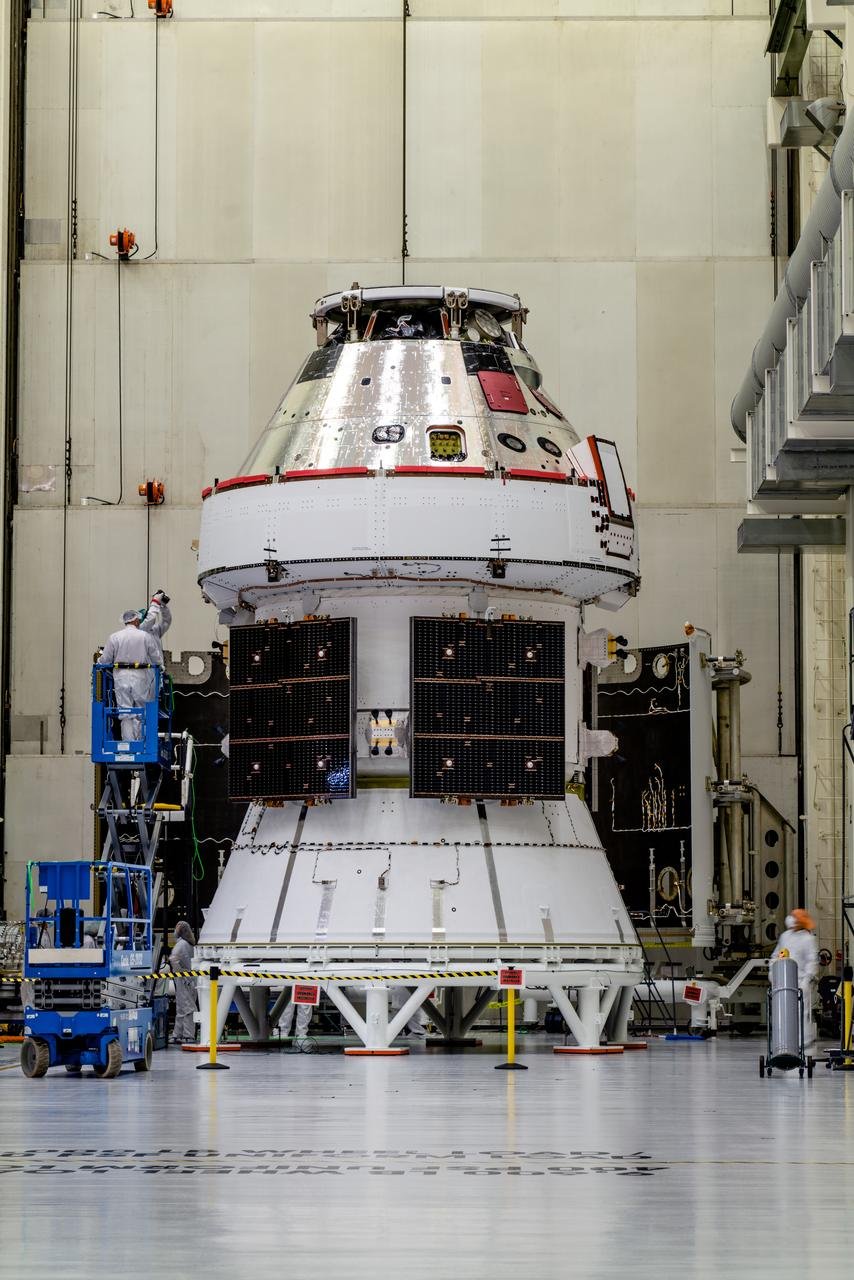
left=731, top=107, right=854, bottom=441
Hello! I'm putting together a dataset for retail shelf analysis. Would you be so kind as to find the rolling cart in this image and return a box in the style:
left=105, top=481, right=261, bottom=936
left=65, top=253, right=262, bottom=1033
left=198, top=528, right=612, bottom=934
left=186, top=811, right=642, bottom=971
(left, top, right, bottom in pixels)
left=759, top=955, right=814, bottom=1079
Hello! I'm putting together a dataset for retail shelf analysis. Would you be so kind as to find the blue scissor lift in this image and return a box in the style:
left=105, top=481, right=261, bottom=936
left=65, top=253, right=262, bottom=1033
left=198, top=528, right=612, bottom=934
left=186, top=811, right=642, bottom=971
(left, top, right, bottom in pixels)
left=22, top=860, right=155, bottom=1077
left=19, top=666, right=194, bottom=1077
left=92, top=663, right=193, bottom=975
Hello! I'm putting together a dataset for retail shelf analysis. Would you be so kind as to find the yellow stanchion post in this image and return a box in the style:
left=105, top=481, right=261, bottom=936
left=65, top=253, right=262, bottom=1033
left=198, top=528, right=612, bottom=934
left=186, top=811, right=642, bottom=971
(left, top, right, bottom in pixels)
left=843, top=967, right=853, bottom=1062
left=495, top=985, right=527, bottom=1071
left=196, top=965, right=229, bottom=1071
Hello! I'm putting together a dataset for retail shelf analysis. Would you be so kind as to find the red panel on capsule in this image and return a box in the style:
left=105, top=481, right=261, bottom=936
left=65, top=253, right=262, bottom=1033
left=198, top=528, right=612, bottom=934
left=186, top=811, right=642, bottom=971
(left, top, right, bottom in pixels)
left=215, top=474, right=271, bottom=493
left=476, top=371, right=528, bottom=415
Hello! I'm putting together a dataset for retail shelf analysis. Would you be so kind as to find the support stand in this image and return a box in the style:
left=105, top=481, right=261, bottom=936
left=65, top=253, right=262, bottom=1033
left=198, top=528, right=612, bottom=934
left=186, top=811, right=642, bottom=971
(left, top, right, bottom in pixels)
left=495, top=988, right=527, bottom=1071
left=197, top=968, right=230, bottom=1070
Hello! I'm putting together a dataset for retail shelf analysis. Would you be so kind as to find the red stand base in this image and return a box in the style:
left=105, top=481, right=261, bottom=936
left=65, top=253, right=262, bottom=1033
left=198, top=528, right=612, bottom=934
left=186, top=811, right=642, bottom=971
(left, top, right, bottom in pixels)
left=181, top=1043, right=242, bottom=1053
left=553, top=1045, right=625, bottom=1055
left=344, top=1047, right=410, bottom=1056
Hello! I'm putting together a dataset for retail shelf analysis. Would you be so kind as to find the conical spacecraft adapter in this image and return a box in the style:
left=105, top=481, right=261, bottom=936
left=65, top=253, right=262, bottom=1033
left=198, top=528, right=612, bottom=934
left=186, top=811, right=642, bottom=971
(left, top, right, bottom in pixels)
left=195, top=285, right=643, bottom=1051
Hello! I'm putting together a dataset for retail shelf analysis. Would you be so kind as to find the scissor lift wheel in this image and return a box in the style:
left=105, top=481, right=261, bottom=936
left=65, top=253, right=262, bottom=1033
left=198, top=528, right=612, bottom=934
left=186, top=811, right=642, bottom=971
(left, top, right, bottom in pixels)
left=21, top=1038, right=50, bottom=1079
left=134, top=1033, right=154, bottom=1073
left=93, top=1040, right=123, bottom=1079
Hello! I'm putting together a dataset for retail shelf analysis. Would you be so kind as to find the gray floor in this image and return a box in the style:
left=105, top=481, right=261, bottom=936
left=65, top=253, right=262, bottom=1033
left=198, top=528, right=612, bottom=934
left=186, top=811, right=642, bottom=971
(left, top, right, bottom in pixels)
left=1, top=1035, right=852, bottom=1279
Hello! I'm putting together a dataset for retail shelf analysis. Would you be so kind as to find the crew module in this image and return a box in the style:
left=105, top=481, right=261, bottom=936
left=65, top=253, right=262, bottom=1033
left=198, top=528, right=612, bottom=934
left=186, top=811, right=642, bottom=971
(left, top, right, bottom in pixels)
left=194, top=285, right=643, bottom=1052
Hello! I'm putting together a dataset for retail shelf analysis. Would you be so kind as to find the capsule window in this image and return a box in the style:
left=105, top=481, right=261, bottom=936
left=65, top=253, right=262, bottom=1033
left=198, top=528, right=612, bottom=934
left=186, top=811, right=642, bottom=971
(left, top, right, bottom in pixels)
left=538, top=437, right=562, bottom=458
left=497, top=432, right=526, bottom=453
left=428, top=428, right=466, bottom=462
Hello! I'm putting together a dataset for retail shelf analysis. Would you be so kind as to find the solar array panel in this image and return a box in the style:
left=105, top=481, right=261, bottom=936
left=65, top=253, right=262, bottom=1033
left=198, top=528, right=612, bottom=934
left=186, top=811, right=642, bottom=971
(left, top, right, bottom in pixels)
left=229, top=619, right=355, bottom=802
left=410, top=617, right=565, bottom=799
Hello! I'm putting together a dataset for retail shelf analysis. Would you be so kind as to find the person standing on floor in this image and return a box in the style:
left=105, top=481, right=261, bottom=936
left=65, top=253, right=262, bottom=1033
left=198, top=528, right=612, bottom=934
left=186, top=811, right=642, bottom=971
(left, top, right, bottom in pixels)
left=277, top=994, right=313, bottom=1043
left=772, top=908, right=819, bottom=1047
left=169, top=920, right=198, bottom=1044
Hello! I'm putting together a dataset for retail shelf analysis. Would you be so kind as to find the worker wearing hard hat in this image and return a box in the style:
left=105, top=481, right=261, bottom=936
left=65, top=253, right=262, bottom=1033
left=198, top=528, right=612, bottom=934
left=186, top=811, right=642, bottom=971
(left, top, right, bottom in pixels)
left=139, top=588, right=172, bottom=664
left=772, top=909, right=819, bottom=1048
left=100, top=609, right=163, bottom=741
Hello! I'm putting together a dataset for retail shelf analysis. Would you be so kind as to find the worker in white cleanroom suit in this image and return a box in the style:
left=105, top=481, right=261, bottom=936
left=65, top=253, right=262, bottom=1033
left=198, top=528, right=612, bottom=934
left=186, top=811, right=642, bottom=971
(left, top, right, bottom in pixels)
left=277, top=993, right=313, bottom=1042
left=139, top=589, right=172, bottom=664
left=772, top=908, right=819, bottom=1048
left=100, top=610, right=162, bottom=741
left=169, top=920, right=197, bottom=1044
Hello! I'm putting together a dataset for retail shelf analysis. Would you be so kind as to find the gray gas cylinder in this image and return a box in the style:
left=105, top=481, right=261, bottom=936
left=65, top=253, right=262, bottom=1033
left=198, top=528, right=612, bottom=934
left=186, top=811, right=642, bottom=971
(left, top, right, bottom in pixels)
left=769, top=955, right=802, bottom=1069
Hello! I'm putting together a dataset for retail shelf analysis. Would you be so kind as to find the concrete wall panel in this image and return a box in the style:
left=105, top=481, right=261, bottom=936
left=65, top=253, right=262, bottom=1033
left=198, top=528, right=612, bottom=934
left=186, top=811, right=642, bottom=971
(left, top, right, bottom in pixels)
left=713, top=106, right=769, bottom=258
left=558, top=22, right=635, bottom=261
left=481, top=23, right=560, bottom=259
left=559, top=262, right=638, bottom=487
left=176, top=24, right=254, bottom=261
left=635, top=22, right=713, bottom=258
left=4, top=756, right=94, bottom=916
left=407, top=22, right=483, bottom=261
left=636, top=260, right=715, bottom=506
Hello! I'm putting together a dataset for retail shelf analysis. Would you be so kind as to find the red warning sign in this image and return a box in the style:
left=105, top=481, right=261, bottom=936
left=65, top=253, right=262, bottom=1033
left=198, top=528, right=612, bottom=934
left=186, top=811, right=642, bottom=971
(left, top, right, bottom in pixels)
left=293, top=983, right=320, bottom=1006
left=683, top=982, right=703, bottom=1004
left=499, top=968, right=525, bottom=989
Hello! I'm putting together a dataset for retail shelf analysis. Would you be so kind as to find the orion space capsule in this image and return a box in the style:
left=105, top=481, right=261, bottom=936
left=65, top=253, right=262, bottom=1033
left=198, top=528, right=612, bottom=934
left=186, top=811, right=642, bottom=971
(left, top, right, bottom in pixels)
left=195, top=285, right=643, bottom=1052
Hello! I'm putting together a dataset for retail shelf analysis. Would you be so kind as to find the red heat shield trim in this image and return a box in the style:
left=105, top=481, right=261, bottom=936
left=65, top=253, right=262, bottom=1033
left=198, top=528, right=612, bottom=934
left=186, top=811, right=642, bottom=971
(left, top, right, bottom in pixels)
left=215, top=474, right=271, bottom=493
left=393, top=466, right=488, bottom=477
left=477, top=370, right=529, bottom=414
left=505, top=468, right=568, bottom=483
left=283, top=467, right=371, bottom=481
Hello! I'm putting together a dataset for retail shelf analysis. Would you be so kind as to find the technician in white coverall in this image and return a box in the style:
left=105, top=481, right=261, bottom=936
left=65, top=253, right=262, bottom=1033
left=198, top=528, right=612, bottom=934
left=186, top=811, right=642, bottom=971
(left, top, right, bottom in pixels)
left=139, top=589, right=172, bottom=663
left=169, top=920, right=197, bottom=1044
left=277, top=994, right=313, bottom=1042
left=100, top=610, right=162, bottom=741
left=772, top=908, right=820, bottom=1048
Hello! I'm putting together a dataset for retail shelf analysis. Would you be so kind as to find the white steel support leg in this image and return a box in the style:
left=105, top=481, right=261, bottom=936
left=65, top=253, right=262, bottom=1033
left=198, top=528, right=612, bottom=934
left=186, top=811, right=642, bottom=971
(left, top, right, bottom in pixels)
left=544, top=983, right=591, bottom=1047
left=387, top=983, right=432, bottom=1042
left=250, top=985, right=269, bottom=1040
left=610, top=986, right=635, bottom=1043
left=523, top=998, right=538, bottom=1024
left=578, top=986, right=603, bottom=1048
left=231, top=986, right=260, bottom=1040
left=325, top=984, right=368, bottom=1044
left=197, top=979, right=209, bottom=1045
left=364, top=985, right=391, bottom=1049
left=598, top=984, right=620, bottom=1032
left=217, top=981, right=236, bottom=1044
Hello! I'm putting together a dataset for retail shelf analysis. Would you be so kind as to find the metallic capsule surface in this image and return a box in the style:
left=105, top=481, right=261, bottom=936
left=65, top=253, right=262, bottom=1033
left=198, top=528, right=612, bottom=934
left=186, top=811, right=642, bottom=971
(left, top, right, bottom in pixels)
left=198, top=285, right=638, bottom=611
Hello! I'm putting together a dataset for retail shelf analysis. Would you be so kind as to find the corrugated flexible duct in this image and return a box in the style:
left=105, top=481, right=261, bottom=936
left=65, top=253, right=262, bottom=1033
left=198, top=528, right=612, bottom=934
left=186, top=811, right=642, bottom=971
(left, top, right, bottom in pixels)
left=730, top=109, right=854, bottom=441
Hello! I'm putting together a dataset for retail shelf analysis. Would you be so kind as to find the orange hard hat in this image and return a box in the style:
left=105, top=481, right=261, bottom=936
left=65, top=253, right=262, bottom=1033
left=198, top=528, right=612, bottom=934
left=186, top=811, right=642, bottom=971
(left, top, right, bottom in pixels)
left=791, top=908, right=815, bottom=931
